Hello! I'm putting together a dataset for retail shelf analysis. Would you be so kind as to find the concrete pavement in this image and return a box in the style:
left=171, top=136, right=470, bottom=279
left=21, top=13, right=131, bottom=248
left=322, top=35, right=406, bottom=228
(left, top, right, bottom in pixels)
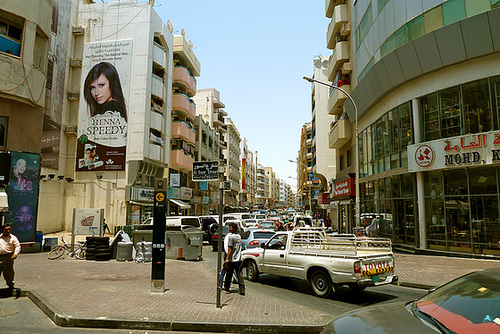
left=2, top=241, right=500, bottom=333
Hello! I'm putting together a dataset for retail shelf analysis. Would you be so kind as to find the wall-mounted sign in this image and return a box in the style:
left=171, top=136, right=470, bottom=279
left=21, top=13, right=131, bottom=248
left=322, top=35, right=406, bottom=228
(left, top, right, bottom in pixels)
left=334, top=178, right=355, bottom=198
left=408, top=131, right=500, bottom=172
left=170, top=173, right=180, bottom=187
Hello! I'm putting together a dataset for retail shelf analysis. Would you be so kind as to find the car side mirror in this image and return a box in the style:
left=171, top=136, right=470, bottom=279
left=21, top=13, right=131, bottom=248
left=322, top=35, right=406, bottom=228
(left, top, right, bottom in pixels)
left=261, top=243, right=267, bottom=249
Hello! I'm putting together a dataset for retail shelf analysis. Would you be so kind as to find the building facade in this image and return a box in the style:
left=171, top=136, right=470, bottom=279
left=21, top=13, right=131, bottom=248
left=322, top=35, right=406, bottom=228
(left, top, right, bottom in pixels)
left=329, top=0, right=500, bottom=257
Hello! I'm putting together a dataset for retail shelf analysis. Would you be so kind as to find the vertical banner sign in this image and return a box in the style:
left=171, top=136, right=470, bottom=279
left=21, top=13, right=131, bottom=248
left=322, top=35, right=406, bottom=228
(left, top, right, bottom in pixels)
left=152, top=178, right=167, bottom=292
left=241, top=158, right=247, bottom=190
left=76, top=39, right=133, bottom=172
left=5, top=152, right=40, bottom=242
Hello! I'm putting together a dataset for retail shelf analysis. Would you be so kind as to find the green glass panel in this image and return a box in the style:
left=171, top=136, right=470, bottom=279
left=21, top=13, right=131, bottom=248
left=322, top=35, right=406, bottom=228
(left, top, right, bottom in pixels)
left=395, top=24, right=408, bottom=48
left=381, top=34, right=396, bottom=57
left=424, top=6, right=444, bottom=33
left=408, top=15, right=425, bottom=41
left=493, top=0, right=500, bottom=9
left=465, top=0, right=490, bottom=16
left=378, top=0, right=390, bottom=13
left=443, top=0, right=466, bottom=25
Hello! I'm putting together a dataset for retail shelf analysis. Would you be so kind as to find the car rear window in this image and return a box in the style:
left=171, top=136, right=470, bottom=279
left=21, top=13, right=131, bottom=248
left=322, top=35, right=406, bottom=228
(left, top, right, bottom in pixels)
left=254, top=232, right=275, bottom=239
left=181, top=218, right=200, bottom=228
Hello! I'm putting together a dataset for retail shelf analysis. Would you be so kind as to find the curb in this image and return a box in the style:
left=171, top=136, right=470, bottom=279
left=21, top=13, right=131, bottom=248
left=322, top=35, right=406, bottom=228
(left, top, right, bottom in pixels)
left=21, top=289, right=325, bottom=334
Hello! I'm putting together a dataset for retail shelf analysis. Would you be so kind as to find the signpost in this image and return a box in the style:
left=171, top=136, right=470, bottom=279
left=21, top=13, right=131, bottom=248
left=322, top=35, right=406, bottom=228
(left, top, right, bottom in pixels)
left=151, top=178, right=167, bottom=293
left=192, top=161, right=219, bottom=181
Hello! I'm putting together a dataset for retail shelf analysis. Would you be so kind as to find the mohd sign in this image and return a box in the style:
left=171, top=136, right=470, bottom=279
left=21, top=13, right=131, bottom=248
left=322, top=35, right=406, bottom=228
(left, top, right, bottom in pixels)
left=408, top=131, right=500, bottom=172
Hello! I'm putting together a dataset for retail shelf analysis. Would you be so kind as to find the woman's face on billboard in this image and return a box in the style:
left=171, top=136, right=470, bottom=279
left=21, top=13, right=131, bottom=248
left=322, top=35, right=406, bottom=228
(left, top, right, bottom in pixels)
left=90, top=74, right=112, bottom=105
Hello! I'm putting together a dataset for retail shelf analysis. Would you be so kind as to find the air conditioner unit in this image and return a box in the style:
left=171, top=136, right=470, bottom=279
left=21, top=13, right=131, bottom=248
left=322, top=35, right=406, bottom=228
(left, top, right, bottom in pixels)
left=340, top=22, right=351, bottom=37
left=342, top=62, right=353, bottom=75
left=70, top=58, right=82, bottom=67
left=67, top=92, right=79, bottom=101
left=72, top=26, right=84, bottom=35
left=64, top=126, right=77, bottom=136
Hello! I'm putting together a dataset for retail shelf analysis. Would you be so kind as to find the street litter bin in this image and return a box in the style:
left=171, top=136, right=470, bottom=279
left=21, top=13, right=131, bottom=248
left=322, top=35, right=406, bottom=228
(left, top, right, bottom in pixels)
left=166, top=226, right=203, bottom=261
left=116, top=241, right=134, bottom=261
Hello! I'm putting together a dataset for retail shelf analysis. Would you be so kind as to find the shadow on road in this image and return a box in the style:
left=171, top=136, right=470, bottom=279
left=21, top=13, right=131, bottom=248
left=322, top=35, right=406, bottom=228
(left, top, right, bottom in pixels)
left=256, top=274, right=400, bottom=306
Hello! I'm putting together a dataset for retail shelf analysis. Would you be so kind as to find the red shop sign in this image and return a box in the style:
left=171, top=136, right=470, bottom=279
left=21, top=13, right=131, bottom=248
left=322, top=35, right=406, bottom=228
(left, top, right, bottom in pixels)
left=334, top=178, right=355, bottom=198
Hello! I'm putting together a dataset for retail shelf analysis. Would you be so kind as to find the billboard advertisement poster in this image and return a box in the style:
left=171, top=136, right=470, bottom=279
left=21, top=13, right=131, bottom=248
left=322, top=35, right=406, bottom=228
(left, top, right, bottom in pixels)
left=5, top=152, right=40, bottom=242
left=73, top=208, right=103, bottom=235
left=76, top=39, right=133, bottom=172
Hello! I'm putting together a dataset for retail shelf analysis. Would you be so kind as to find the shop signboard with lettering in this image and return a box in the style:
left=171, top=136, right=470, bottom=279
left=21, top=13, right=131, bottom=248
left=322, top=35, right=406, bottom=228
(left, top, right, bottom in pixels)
left=408, top=131, right=500, bottom=172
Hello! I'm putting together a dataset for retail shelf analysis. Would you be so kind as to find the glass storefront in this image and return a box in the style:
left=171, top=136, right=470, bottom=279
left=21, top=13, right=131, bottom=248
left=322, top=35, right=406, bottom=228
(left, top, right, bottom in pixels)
left=425, top=167, right=500, bottom=255
left=359, top=173, right=416, bottom=245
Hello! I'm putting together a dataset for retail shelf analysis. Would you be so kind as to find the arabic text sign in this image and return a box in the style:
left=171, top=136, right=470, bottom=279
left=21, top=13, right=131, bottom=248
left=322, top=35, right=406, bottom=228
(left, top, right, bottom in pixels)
left=408, top=131, right=500, bottom=172
left=192, top=161, right=219, bottom=181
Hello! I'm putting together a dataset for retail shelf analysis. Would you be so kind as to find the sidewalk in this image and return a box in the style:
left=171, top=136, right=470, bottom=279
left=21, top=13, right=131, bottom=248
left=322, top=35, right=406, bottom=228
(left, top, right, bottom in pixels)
left=6, top=240, right=500, bottom=333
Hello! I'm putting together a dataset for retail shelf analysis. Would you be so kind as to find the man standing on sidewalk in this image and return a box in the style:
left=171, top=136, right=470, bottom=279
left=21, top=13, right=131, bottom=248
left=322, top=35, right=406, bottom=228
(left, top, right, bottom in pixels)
left=0, top=224, right=21, bottom=289
left=223, top=222, right=245, bottom=295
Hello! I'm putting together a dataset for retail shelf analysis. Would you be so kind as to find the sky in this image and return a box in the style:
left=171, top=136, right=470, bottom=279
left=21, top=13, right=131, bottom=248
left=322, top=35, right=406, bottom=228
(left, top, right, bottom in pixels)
left=154, top=0, right=330, bottom=186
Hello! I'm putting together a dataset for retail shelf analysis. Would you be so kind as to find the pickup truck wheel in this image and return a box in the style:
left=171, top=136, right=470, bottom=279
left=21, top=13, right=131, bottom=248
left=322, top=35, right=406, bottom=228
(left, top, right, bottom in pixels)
left=246, top=261, right=259, bottom=282
left=310, top=271, right=332, bottom=298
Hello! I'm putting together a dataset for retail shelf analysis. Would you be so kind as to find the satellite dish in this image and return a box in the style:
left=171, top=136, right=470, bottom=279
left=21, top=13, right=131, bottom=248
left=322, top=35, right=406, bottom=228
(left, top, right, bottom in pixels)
left=181, top=29, right=185, bottom=37
left=167, top=20, right=173, bottom=33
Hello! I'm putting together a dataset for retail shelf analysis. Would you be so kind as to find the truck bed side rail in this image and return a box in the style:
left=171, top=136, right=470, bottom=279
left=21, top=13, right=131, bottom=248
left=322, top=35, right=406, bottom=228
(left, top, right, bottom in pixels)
left=290, top=228, right=392, bottom=256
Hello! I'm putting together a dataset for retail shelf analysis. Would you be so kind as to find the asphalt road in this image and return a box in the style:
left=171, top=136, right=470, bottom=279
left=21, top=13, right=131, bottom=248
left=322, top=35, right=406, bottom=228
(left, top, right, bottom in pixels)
left=203, top=245, right=426, bottom=319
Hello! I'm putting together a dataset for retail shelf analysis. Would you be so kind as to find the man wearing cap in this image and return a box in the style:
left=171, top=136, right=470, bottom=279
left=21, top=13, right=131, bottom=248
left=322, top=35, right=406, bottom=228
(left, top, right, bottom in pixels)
left=0, top=224, right=21, bottom=289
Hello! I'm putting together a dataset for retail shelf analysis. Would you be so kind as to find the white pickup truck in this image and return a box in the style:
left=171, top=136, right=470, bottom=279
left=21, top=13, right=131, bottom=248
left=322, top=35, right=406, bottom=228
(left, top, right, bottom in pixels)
left=241, top=228, right=398, bottom=297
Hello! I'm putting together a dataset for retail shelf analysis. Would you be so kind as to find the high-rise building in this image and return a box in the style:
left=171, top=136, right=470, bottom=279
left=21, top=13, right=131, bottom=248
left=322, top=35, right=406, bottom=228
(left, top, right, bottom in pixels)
left=168, top=33, right=201, bottom=215
left=326, top=0, right=500, bottom=256
left=224, top=117, right=241, bottom=207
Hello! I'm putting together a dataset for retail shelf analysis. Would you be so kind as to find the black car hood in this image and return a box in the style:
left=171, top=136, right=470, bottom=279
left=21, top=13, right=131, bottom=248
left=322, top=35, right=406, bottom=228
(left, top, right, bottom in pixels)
left=324, top=301, right=439, bottom=334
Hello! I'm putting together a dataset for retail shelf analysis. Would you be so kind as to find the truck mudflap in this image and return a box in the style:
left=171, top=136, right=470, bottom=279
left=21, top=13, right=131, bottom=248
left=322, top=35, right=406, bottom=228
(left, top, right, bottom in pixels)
left=357, top=274, right=399, bottom=287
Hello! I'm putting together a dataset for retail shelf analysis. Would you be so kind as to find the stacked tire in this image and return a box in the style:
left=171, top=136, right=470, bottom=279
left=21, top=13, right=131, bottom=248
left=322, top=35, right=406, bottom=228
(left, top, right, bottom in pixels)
left=86, top=236, right=110, bottom=261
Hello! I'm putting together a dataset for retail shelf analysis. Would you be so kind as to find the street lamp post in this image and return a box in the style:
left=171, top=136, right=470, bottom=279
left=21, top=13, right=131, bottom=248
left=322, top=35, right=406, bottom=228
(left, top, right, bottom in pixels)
left=303, top=76, right=360, bottom=227
left=289, top=159, right=312, bottom=213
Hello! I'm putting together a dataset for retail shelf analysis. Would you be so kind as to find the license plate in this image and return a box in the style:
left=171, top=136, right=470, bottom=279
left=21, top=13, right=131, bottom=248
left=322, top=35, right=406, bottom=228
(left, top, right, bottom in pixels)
left=361, top=261, right=394, bottom=276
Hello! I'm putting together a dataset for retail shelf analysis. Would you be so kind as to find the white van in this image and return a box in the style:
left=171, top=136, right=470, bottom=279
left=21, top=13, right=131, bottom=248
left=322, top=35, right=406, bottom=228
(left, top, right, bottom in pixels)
left=230, top=212, right=252, bottom=221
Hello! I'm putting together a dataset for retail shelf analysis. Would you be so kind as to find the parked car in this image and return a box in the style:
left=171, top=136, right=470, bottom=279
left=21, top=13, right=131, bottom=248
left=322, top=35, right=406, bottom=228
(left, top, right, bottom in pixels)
left=199, top=216, right=218, bottom=242
left=242, top=219, right=259, bottom=229
left=258, top=220, right=277, bottom=230
left=240, top=228, right=276, bottom=250
left=321, top=267, right=500, bottom=333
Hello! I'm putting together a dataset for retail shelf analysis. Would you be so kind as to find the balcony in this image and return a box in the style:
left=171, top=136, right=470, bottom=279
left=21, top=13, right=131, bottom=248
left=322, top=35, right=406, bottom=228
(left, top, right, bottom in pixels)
left=325, top=0, right=345, bottom=18
left=306, top=138, right=313, bottom=146
left=329, top=83, right=351, bottom=116
left=153, top=42, right=165, bottom=67
left=150, top=111, right=164, bottom=132
left=151, top=74, right=164, bottom=99
left=329, top=118, right=352, bottom=149
left=173, top=66, right=196, bottom=97
left=327, top=41, right=349, bottom=82
left=327, top=4, right=348, bottom=49
left=148, top=143, right=163, bottom=161
left=170, top=149, right=194, bottom=172
left=171, top=121, right=195, bottom=145
left=172, top=93, right=195, bottom=120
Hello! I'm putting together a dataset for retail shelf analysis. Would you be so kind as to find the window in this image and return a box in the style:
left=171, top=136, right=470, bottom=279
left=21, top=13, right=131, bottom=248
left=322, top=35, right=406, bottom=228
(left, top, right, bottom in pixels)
left=424, top=6, right=444, bottom=33
left=356, top=3, right=373, bottom=50
left=493, top=0, right=500, bottom=9
left=0, top=16, right=23, bottom=57
left=442, top=0, right=466, bottom=25
left=378, top=0, right=389, bottom=13
left=462, top=80, right=491, bottom=134
left=465, top=0, right=490, bottom=16
left=0, top=116, right=7, bottom=150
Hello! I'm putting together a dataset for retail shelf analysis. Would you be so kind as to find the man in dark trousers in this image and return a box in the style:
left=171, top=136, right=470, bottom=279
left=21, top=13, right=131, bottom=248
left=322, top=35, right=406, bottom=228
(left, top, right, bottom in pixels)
left=0, top=224, right=21, bottom=289
left=223, top=222, right=245, bottom=295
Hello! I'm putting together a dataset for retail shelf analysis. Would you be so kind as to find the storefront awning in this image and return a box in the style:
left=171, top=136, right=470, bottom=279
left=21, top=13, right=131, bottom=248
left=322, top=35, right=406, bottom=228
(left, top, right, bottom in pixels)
left=169, top=199, right=191, bottom=209
left=128, top=200, right=154, bottom=207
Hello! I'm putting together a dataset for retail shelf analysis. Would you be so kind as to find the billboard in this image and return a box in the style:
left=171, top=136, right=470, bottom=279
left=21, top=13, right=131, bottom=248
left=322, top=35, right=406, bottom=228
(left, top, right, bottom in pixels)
left=76, top=40, right=133, bottom=172
left=5, top=152, right=40, bottom=242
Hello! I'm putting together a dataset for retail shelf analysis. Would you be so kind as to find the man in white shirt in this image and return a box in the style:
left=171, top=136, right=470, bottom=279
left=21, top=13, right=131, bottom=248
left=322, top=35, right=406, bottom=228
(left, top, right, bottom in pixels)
left=223, top=222, right=245, bottom=295
left=0, top=224, right=21, bottom=289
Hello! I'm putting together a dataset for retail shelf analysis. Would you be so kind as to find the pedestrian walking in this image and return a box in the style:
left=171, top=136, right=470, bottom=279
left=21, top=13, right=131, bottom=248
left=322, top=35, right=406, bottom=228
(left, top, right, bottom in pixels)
left=223, top=222, right=245, bottom=295
left=0, top=224, right=21, bottom=289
